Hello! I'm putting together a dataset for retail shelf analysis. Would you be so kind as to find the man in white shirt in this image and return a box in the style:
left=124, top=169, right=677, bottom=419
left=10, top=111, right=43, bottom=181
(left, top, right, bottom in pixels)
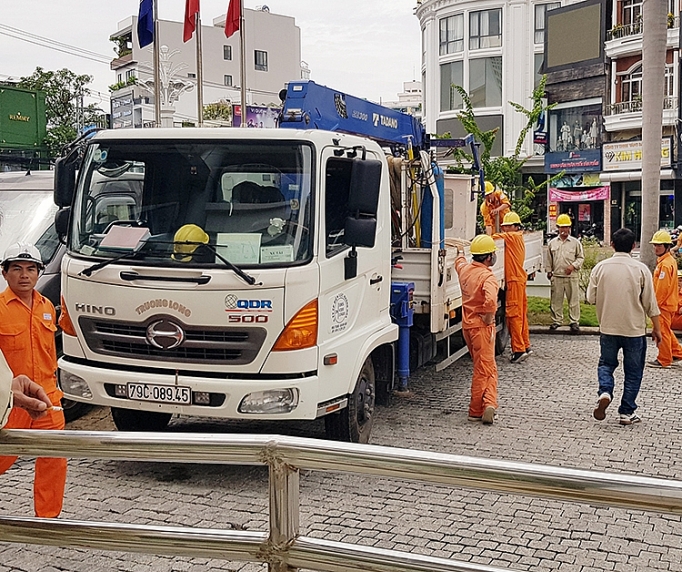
left=587, top=228, right=662, bottom=426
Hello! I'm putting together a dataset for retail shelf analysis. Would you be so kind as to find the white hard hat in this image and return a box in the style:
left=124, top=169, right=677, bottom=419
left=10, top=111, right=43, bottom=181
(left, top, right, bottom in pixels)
left=2, top=242, right=43, bottom=268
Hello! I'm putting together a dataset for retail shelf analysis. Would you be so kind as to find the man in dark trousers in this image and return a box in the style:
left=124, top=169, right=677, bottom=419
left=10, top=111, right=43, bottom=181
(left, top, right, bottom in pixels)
left=587, top=228, right=661, bottom=426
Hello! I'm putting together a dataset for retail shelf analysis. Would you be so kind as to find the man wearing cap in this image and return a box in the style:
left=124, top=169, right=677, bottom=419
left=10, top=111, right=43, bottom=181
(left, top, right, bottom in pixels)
left=546, top=214, right=584, bottom=332
left=493, top=212, right=531, bottom=363
left=454, top=234, right=500, bottom=425
left=0, top=242, right=66, bottom=518
left=649, top=230, right=682, bottom=368
left=480, top=182, right=511, bottom=235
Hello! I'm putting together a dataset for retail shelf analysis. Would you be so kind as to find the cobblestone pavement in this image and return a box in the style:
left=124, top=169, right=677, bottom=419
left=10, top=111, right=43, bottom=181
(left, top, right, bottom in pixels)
left=2, top=334, right=682, bottom=571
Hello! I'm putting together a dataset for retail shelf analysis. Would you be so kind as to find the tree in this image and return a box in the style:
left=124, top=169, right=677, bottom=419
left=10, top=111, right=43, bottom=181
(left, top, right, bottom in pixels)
left=445, top=79, right=560, bottom=229
left=17, top=67, right=101, bottom=157
left=640, top=0, right=668, bottom=269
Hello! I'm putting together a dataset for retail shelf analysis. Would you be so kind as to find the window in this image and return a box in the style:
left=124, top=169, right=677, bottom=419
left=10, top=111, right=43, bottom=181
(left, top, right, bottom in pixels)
left=470, top=9, right=502, bottom=50
left=665, top=64, right=675, bottom=98
left=534, top=2, right=561, bottom=44
left=224, top=75, right=233, bottom=87
left=622, top=0, right=642, bottom=26
left=187, top=72, right=197, bottom=79
left=621, top=64, right=642, bottom=103
left=439, top=14, right=464, bottom=55
left=325, top=158, right=352, bottom=255
left=125, top=70, right=136, bottom=81
left=117, top=73, right=122, bottom=83
left=255, top=50, right=268, bottom=71
left=534, top=53, right=545, bottom=88
left=223, top=45, right=232, bottom=60
left=440, top=61, right=463, bottom=111
left=469, top=57, right=502, bottom=107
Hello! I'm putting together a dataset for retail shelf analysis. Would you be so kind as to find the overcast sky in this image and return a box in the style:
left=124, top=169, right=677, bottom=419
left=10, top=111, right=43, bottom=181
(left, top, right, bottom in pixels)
left=0, top=0, right=421, bottom=109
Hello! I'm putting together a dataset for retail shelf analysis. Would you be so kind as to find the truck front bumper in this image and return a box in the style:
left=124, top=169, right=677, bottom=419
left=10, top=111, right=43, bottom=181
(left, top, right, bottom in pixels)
left=58, top=357, right=323, bottom=420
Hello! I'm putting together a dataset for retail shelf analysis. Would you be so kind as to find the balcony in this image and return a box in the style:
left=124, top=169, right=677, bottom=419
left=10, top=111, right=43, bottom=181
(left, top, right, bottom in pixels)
left=603, top=96, right=678, bottom=132
left=605, top=16, right=679, bottom=59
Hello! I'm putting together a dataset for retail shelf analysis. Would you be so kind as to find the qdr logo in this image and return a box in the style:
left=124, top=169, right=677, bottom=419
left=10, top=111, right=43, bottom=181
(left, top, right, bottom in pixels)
left=225, top=294, right=273, bottom=311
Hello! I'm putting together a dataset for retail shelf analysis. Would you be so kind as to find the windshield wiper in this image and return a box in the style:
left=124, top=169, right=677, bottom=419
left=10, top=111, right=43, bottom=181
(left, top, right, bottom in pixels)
left=79, top=249, right=143, bottom=277
left=200, top=243, right=261, bottom=286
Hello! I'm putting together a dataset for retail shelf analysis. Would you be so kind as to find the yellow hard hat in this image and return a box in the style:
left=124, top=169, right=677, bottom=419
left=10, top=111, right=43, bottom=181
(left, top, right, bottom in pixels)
left=172, top=224, right=209, bottom=261
left=502, top=212, right=521, bottom=226
left=484, top=181, right=495, bottom=195
left=470, top=234, right=497, bottom=255
left=650, top=230, right=673, bottom=245
left=556, top=214, right=572, bottom=227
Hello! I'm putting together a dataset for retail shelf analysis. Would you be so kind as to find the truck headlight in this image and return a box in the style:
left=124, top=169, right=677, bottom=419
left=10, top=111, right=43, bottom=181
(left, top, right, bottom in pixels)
left=238, top=389, right=299, bottom=414
left=59, top=371, right=93, bottom=399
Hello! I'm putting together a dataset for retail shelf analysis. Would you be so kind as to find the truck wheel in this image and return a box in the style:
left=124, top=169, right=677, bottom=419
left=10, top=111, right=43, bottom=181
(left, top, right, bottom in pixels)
left=324, top=358, right=375, bottom=444
left=61, top=398, right=93, bottom=423
left=111, top=407, right=172, bottom=432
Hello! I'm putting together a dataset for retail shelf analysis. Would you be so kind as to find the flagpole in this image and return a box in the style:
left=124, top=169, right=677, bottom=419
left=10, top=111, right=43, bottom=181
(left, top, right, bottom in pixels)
left=239, top=1, right=247, bottom=127
left=195, top=11, right=204, bottom=127
left=153, top=0, right=161, bottom=127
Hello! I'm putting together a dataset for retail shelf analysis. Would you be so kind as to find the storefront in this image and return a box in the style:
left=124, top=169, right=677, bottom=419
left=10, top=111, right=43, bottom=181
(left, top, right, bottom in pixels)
left=547, top=175, right=610, bottom=241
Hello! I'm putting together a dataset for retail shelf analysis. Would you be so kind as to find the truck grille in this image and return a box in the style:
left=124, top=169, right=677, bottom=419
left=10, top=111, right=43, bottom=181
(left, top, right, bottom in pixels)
left=79, top=317, right=267, bottom=365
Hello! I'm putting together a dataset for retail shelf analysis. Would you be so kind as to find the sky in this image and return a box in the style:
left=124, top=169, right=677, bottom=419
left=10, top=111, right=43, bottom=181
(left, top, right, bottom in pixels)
left=0, top=0, right=421, bottom=109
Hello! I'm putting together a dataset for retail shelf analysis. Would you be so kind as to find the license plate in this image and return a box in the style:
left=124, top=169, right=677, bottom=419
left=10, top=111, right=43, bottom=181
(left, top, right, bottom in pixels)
left=127, top=383, right=191, bottom=405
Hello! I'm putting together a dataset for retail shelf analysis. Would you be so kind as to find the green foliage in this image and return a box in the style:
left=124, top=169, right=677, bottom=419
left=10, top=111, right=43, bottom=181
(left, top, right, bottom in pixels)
left=17, top=67, right=99, bottom=157
left=203, top=100, right=232, bottom=122
left=108, top=76, right=137, bottom=92
left=443, top=78, right=560, bottom=231
left=578, top=240, right=612, bottom=301
left=110, top=35, right=132, bottom=58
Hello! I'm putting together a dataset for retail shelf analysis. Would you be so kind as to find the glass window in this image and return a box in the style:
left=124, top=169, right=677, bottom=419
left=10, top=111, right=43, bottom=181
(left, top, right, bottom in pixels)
left=470, top=9, right=502, bottom=50
left=622, top=0, right=642, bottom=26
left=469, top=57, right=502, bottom=108
left=440, top=61, right=464, bottom=111
left=325, top=158, right=352, bottom=256
left=439, top=14, right=464, bottom=55
left=223, top=45, right=232, bottom=60
left=224, top=75, right=233, bottom=87
left=255, top=50, right=268, bottom=71
left=125, top=70, right=136, bottom=81
left=534, top=2, right=561, bottom=44
left=621, top=64, right=642, bottom=103
left=548, top=103, right=602, bottom=152
left=534, top=53, right=545, bottom=88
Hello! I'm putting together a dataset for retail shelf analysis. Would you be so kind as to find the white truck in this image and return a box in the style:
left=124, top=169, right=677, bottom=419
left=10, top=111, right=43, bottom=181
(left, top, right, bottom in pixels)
left=54, top=81, right=541, bottom=443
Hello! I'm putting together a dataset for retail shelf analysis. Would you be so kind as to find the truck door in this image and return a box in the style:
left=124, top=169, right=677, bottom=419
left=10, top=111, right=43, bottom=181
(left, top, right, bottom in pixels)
left=316, top=151, right=387, bottom=388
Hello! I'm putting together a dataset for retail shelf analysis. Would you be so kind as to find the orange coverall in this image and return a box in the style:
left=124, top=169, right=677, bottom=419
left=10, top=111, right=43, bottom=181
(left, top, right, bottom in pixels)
left=652, top=252, right=682, bottom=367
left=455, top=256, right=499, bottom=418
left=670, top=284, right=682, bottom=331
left=0, top=288, right=66, bottom=518
left=493, top=230, right=530, bottom=353
left=480, top=191, right=511, bottom=232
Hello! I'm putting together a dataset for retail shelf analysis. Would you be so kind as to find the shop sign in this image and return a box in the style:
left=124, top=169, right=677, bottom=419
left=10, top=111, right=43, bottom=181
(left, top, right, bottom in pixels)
left=544, top=149, right=602, bottom=173
left=602, top=138, right=671, bottom=171
left=548, top=186, right=610, bottom=202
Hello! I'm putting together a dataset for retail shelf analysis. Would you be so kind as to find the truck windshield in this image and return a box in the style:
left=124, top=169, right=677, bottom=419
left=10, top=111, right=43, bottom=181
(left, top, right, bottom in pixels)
left=69, top=140, right=313, bottom=267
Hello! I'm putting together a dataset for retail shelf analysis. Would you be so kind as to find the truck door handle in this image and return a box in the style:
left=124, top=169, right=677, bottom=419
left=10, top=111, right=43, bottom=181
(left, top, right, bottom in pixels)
left=120, top=271, right=211, bottom=285
left=370, top=275, right=383, bottom=285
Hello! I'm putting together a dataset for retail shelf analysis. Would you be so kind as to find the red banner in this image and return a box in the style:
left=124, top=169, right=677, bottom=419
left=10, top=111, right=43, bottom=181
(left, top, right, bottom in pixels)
left=548, top=186, right=610, bottom=202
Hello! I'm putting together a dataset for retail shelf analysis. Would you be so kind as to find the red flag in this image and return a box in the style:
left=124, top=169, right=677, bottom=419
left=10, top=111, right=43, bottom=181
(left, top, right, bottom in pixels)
left=183, top=0, right=200, bottom=42
left=225, top=0, right=240, bottom=38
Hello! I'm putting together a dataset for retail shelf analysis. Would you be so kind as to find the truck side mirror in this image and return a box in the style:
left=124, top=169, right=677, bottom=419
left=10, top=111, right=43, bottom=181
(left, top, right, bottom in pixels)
left=344, top=217, right=376, bottom=248
left=55, top=207, right=71, bottom=242
left=347, top=158, right=381, bottom=217
left=54, top=156, right=77, bottom=207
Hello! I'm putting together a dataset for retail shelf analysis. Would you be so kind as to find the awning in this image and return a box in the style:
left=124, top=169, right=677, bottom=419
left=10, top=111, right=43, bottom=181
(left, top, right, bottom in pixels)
left=599, top=169, right=675, bottom=182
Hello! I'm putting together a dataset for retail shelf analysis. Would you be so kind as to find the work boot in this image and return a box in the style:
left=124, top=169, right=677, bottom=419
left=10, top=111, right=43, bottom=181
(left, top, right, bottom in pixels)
left=549, top=323, right=560, bottom=331
left=570, top=323, right=580, bottom=333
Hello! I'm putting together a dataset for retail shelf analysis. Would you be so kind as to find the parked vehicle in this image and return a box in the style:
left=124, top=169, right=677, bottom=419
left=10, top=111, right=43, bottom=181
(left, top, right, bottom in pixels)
left=0, top=170, right=91, bottom=422
left=53, top=81, right=542, bottom=442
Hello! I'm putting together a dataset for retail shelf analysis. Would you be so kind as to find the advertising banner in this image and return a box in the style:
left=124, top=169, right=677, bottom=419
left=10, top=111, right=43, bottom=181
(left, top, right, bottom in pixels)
left=233, top=105, right=280, bottom=128
left=544, top=149, right=602, bottom=173
left=548, top=186, right=610, bottom=202
left=602, top=138, right=671, bottom=171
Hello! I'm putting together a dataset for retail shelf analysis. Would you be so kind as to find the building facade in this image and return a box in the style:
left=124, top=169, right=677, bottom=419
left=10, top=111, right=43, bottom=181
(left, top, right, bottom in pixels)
left=109, top=6, right=303, bottom=128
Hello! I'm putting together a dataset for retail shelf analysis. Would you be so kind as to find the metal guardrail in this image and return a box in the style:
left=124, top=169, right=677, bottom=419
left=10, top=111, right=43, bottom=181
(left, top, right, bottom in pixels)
left=2, top=430, right=682, bottom=572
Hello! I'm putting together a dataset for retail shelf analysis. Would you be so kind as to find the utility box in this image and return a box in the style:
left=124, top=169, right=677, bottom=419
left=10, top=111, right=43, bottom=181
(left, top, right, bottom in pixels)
left=443, top=173, right=478, bottom=241
left=0, top=86, right=48, bottom=151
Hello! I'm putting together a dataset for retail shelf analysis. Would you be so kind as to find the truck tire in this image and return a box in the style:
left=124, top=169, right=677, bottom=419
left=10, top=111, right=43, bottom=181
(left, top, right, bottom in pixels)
left=62, top=399, right=93, bottom=423
left=111, top=407, right=172, bottom=432
left=324, top=357, right=375, bottom=444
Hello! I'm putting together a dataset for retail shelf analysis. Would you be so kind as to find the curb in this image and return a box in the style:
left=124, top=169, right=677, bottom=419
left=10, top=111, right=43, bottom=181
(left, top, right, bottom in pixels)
left=529, top=326, right=600, bottom=336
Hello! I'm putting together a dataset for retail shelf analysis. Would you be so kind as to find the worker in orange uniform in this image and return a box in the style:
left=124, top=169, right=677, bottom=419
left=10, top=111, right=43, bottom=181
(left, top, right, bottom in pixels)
left=648, top=231, right=682, bottom=368
left=454, top=234, right=500, bottom=425
left=480, top=181, right=511, bottom=235
left=670, top=271, right=682, bottom=331
left=0, top=243, right=66, bottom=517
left=493, top=212, right=531, bottom=363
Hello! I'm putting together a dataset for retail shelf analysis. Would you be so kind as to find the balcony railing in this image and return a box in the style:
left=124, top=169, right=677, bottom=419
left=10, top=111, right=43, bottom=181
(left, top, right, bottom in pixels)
left=605, top=96, right=677, bottom=116
left=606, top=15, right=678, bottom=41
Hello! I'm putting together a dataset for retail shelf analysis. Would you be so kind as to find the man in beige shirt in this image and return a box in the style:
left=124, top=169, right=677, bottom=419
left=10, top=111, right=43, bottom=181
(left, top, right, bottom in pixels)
left=546, top=214, right=585, bottom=332
left=586, top=228, right=661, bottom=426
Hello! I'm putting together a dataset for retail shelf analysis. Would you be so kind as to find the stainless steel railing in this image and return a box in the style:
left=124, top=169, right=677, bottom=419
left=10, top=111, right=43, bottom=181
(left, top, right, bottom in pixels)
left=2, top=430, right=682, bottom=572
